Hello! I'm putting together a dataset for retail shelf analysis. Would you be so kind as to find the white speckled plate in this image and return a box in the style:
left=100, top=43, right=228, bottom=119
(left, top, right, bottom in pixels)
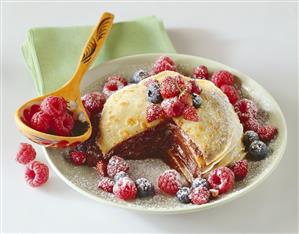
left=44, top=53, right=287, bottom=214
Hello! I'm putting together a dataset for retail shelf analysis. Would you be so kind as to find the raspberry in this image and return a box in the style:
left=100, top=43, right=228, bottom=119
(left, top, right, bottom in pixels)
left=234, top=99, right=258, bottom=123
left=103, top=80, right=125, bottom=97
left=179, top=92, right=192, bottom=106
left=135, top=178, right=155, bottom=198
left=69, top=151, right=86, bottom=166
left=229, top=160, right=248, bottom=180
left=40, top=96, right=67, bottom=117
left=175, top=75, right=192, bottom=92
left=113, top=177, right=137, bottom=200
left=146, top=104, right=165, bottom=122
left=160, top=76, right=180, bottom=99
left=208, top=167, right=235, bottom=194
left=183, top=106, right=199, bottom=121
left=189, top=187, right=210, bottom=205
left=192, top=65, right=209, bottom=79
left=107, top=75, right=128, bottom=86
left=96, top=160, right=108, bottom=176
left=257, top=125, right=278, bottom=142
left=30, top=111, right=52, bottom=133
left=153, top=56, right=176, bottom=74
left=107, top=156, right=129, bottom=178
left=16, top=143, right=36, bottom=165
left=220, top=85, right=239, bottom=105
left=25, top=161, right=49, bottom=187
left=51, top=112, right=74, bottom=136
left=158, top=169, right=182, bottom=195
left=190, top=80, right=202, bottom=94
left=81, top=92, right=106, bottom=115
left=23, top=104, right=41, bottom=124
left=211, top=70, right=234, bottom=88
left=98, top=177, right=114, bottom=193
left=242, top=118, right=260, bottom=132
left=161, top=97, right=185, bottom=118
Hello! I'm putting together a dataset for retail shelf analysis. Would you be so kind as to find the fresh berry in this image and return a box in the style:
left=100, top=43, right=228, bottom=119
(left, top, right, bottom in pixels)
left=220, top=85, right=239, bottom=105
left=160, top=76, right=180, bottom=99
left=192, top=65, right=209, bottom=79
left=85, top=144, right=102, bottom=167
left=135, top=178, right=155, bottom=198
left=114, top=171, right=129, bottom=181
left=98, top=177, right=114, bottom=193
left=146, top=104, right=164, bottom=122
left=69, top=151, right=86, bottom=165
left=190, top=80, right=202, bottom=94
left=147, top=82, right=163, bottom=104
left=176, top=187, right=191, bottom=204
left=51, top=112, right=74, bottom=136
left=103, top=79, right=125, bottom=97
left=81, top=92, right=106, bottom=114
left=192, top=93, right=202, bottom=109
left=107, top=156, right=129, bottom=178
left=189, top=187, right=210, bottom=205
left=179, top=92, right=192, bottom=106
left=208, top=167, right=235, bottom=194
left=143, top=78, right=156, bottom=87
left=153, top=56, right=176, bottom=74
left=96, top=160, right=108, bottom=176
left=40, top=96, right=67, bottom=117
left=16, top=143, right=36, bottom=165
left=248, top=140, right=269, bottom=160
left=183, top=106, right=199, bottom=121
left=132, top=69, right=150, bottom=83
left=113, top=177, right=137, bottom=200
left=257, top=125, right=278, bottom=142
left=234, top=98, right=258, bottom=123
left=30, top=111, right=52, bottom=133
left=25, top=161, right=49, bottom=187
left=191, top=177, right=209, bottom=189
left=229, top=160, right=248, bottom=180
left=23, top=104, right=41, bottom=124
left=243, top=130, right=259, bottom=149
left=107, top=75, right=128, bottom=86
left=158, top=169, right=182, bottom=195
left=161, top=97, right=185, bottom=118
left=211, top=70, right=234, bottom=88
left=242, top=118, right=260, bottom=132
left=175, top=75, right=192, bottom=92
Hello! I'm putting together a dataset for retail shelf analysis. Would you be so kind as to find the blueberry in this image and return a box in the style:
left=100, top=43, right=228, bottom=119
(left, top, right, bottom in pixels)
left=248, top=140, right=269, bottom=160
left=192, top=93, right=202, bottom=108
left=135, top=178, right=155, bottom=198
left=243, top=131, right=259, bottom=149
left=114, top=171, right=128, bottom=181
left=176, top=187, right=191, bottom=204
left=147, top=83, right=163, bottom=104
left=132, top=69, right=150, bottom=83
left=192, top=177, right=209, bottom=189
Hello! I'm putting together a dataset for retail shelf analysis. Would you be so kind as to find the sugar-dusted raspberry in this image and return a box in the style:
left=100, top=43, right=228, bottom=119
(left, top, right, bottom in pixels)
left=30, top=111, right=52, bottom=133
left=107, top=75, right=128, bottom=86
left=103, top=80, right=125, bottom=97
left=113, top=177, right=137, bottom=200
left=69, top=151, right=86, bottom=166
left=229, top=160, right=248, bottom=180
left=16, top=143, right=36, bottom=165
left=211, top=70, right=234, bottom=88
left=51, top=112, right=74, bottom=136
left=25, top=161, right=49, bottom=187
left=179, top=91, right=192, bottom=106
left=175, top=75, right=192, bottom=93
left=158, top=169, right=182, bottom=195
left=234, top=98, right=258, bottom=123
left=257, top=125, right=278, bottom=142
left=40, top=96, right=67, bottom=117
left=192, top=65, right=209, bottom=79
left=98, top=177, right=114, bottom=193
left=242, top=117, right=260, bottom=132
left=146, top=103, right=165, bottom=122
left=208, top=167, right=235, bottom=194
left=220, top=85, right=239, bottom=105
left=153, top=56, right=176, bottom=74
left=190, top=80, right=202, bottom=94
left=107, top=156, right=129, bottom=178
left=189, top=187, right=210, bottom=205
left=81, top=92, right=106, bottom=115
left=96, top=160, right=108, bottom=176
left=160, top=76, right=180, bottom=99
left=161, top=97, right=185, bottom=118
left=183, top=106, right=199, bottom=121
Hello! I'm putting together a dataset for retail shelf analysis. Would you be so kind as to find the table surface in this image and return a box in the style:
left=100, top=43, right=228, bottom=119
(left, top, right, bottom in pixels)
left=2, top=2, right=298, bottom=233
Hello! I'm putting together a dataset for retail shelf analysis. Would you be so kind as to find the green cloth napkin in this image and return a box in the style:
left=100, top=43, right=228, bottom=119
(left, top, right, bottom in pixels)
left=22, top=16, right=176, bottom=95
